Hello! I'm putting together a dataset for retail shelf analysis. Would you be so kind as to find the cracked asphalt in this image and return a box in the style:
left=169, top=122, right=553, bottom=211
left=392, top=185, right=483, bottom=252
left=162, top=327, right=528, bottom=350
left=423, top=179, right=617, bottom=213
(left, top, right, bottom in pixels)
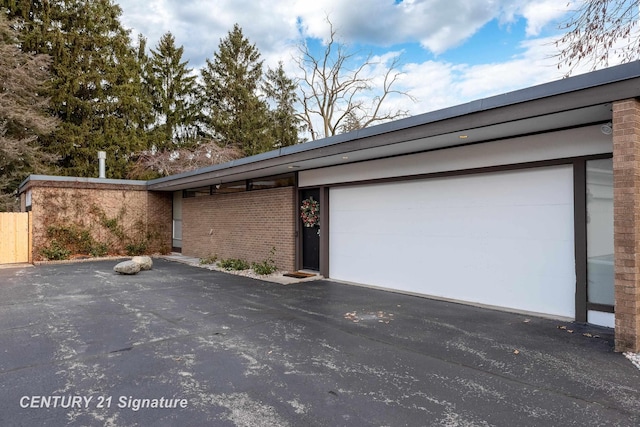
left=0, top=259, right=639, bottom=426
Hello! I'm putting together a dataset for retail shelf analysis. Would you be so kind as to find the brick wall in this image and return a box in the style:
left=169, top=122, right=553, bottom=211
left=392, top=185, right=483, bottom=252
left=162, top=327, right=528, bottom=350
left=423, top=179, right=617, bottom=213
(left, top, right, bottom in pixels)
left=146, top=191, right=173, bottom=252
left=25, top=181, right=172, bottom=260
left=182, top=187, right=296, bottom=271
left=612, top=99, right=640, bottom=352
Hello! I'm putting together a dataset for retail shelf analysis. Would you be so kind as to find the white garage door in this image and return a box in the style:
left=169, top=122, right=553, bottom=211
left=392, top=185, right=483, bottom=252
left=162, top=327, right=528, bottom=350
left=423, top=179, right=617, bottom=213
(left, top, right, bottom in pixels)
left=329, top=166, right=576, bottom=318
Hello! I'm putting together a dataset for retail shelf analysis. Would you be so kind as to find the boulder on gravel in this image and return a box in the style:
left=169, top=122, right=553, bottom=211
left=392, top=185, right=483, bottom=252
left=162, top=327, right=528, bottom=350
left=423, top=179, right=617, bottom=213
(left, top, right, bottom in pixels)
left=131, top=255, right=153, bottom=270
left=114, top=260, right=141, bottom=275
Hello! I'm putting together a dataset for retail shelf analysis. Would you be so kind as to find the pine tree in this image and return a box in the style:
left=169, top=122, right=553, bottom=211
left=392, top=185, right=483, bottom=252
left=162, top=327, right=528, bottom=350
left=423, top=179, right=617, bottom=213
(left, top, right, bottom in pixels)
left=3, top=0, right=150, bottom=179
left=200, top=24, right=271, bottom=156
left=145, top=32, right=200, bottom=151
left=263, top=61, right=302, bottom=147
left=132, top=34, right=155, bottom=148
left=0, top=14, right=57, bottom=211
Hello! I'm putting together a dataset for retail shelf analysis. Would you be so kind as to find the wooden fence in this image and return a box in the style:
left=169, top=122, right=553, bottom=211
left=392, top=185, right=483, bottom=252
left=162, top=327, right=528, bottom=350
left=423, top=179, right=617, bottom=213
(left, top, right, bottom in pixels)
left=0, top=212, right=31, bottom=264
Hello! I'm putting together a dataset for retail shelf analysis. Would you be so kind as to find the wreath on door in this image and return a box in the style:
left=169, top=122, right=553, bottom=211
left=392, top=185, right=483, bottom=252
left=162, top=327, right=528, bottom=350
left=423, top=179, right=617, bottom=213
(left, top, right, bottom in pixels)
left=300, top=197, right=320, bottom=228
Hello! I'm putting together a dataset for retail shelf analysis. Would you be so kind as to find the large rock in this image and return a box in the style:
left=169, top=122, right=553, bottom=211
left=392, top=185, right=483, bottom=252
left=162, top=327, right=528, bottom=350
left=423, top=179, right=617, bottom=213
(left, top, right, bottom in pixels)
left=114, top=260, right=141, bottom=275
left=132, top=255, right=153, bottom=270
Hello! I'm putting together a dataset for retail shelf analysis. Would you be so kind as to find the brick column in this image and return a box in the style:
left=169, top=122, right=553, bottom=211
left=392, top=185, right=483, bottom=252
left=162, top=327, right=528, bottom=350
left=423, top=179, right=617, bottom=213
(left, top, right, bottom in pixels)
left=613, top=99, right=640, bottom=352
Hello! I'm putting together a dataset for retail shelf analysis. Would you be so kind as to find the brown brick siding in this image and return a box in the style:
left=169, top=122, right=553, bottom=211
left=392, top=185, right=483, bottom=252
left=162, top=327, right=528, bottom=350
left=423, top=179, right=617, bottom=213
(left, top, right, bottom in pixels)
left=146, top=191, right=173, bottom=252
left=26, top=183, right=172, bottom=260
left=613, top=99, right=640, bottom=352
left=182, top=187, right=296, bottom=271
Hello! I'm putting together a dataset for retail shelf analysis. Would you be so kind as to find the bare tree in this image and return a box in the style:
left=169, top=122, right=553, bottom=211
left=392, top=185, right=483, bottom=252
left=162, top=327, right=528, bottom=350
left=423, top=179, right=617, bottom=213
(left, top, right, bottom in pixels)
left=130, top=140, right=242, bottom=177
left=557, top=0, right=640, bottom=76
left=296, top=20, right=416, bottom=140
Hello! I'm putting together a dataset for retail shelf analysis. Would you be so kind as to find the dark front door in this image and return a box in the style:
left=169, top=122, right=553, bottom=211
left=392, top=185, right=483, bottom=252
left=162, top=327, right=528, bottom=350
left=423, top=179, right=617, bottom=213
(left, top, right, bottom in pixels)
left=301, top=189, right=320, bottom=271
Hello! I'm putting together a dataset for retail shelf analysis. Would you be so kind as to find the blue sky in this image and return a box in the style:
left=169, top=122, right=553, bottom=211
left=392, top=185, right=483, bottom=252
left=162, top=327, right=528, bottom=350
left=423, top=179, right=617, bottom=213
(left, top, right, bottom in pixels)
left=439, top=19, right=530, bottom=64
left=116, top=1, right=604, bottom=119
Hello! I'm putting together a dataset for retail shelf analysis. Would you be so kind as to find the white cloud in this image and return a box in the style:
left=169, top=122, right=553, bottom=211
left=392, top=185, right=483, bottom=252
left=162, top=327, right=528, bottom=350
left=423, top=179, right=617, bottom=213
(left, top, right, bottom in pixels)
left=522, top=0, right=575, bottom=36
left=288, top=0, right=572, bottom=54
left=119, top=0, right=301, bottom=69
left=291, top=0, right=505, bottom=54
left=116, top=0, right=600, bottom=129
left=118, top=0, right=569, bottom=65
left=397, top=35, right=566, bottom=115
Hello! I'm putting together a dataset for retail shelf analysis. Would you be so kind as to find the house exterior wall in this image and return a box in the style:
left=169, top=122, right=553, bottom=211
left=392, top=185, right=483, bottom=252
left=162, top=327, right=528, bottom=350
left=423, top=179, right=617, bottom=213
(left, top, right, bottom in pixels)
left=146, top=191, right=173, bottom=252
left=612, top=99, right=640, bottom=352
left=23, top=181, right=172, bottom=261
left=182, top=186, right=296, bottom=271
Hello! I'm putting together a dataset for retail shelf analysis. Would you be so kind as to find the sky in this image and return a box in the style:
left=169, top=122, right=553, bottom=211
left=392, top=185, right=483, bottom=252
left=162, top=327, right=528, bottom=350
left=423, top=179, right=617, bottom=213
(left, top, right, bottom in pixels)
left=115, top=0, right=607, bottom=121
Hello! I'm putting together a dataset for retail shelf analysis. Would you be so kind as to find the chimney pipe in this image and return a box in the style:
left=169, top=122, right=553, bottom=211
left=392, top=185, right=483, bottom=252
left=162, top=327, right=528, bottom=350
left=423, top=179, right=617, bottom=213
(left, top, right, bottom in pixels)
left=98, top=151, right=106, bottom=179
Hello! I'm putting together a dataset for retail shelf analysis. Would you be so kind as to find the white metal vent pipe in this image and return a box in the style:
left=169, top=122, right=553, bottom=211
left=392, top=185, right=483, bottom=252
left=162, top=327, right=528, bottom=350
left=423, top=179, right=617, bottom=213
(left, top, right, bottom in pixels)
left=98, top=151, right=106, bottom=179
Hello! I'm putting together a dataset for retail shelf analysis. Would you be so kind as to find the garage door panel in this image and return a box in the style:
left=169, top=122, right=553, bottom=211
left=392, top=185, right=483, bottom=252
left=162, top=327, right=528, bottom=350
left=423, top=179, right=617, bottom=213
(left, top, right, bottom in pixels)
left=329, top=166, right=575, bottom=318
left=409, top=205, right=571, bottom=240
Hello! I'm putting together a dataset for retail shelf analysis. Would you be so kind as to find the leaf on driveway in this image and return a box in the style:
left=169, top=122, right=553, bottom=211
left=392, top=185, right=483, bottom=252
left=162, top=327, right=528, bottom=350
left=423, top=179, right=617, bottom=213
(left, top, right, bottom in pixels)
left=343, top=311, right=394, bottom=323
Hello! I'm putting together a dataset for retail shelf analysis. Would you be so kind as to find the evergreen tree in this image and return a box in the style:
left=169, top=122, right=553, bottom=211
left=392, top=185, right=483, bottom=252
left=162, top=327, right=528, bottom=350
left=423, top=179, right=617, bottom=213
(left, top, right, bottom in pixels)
left=132, top=33, right=155, bottom=147
left=0, top=0, right=49, bottom=53
left=263, top=61, right=302, bottom=147
left=200, top=24, right=271, bottom=156
left=0, top=14, right=57, bottom=210
left=2, top=0, right=150, bottom=179
left=145, top=32, right=200, bottom=151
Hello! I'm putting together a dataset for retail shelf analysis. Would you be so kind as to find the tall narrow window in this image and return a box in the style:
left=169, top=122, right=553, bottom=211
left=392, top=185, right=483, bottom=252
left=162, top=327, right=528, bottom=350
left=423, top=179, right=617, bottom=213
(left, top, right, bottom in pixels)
left=586, top=158, right=614, bottom=307
left=173, top=191, right=183, bottom=251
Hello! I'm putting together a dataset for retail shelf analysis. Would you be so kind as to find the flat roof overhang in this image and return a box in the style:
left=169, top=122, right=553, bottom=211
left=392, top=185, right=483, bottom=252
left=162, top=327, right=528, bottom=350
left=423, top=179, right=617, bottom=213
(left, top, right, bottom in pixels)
left=18, top=175, right=147, bottom=193
left=142, top=62, right=639, bottom=192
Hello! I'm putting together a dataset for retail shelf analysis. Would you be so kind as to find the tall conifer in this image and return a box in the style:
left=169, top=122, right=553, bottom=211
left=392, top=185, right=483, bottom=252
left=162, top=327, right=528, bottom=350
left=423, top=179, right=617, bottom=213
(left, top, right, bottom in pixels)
left=263, top=61, right=302, bottom=148
left=200, top=24, right=271, bottom=156
left=2, top=0, right=150, bottom=178
left=145, top=32, right=199, bottom=151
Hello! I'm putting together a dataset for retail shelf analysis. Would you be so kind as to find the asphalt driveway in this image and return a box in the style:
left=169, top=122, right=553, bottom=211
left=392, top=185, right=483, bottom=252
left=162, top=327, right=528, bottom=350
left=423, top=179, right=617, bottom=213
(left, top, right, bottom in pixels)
left=0, top=259, right=639, bottom=426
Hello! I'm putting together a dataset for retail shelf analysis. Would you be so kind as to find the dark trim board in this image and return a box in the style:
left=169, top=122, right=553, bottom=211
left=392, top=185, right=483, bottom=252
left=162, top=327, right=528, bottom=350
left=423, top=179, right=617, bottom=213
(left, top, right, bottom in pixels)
left=574, top=160, right=588, bottom=323
left=319, top=187, right=330, bottom=277
left=294, top=172, right=301, bottom=271
left=587, top=303, right=615, bottom=313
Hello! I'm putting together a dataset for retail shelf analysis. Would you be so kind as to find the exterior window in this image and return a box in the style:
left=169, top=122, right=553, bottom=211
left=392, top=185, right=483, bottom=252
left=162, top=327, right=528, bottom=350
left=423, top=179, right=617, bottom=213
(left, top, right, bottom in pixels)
left=586, top=158, right=614, bottom=306
left=172, top=191, right=182, bottom=250
left=183, top=187, right=211, bottom=198
left=249, top=173, right=295, bottom=190
left=25, top=190, right=32, bottom=212
left=213, top=181, right=246, bottom=194
left=183, top=174, right=294, bottom=197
